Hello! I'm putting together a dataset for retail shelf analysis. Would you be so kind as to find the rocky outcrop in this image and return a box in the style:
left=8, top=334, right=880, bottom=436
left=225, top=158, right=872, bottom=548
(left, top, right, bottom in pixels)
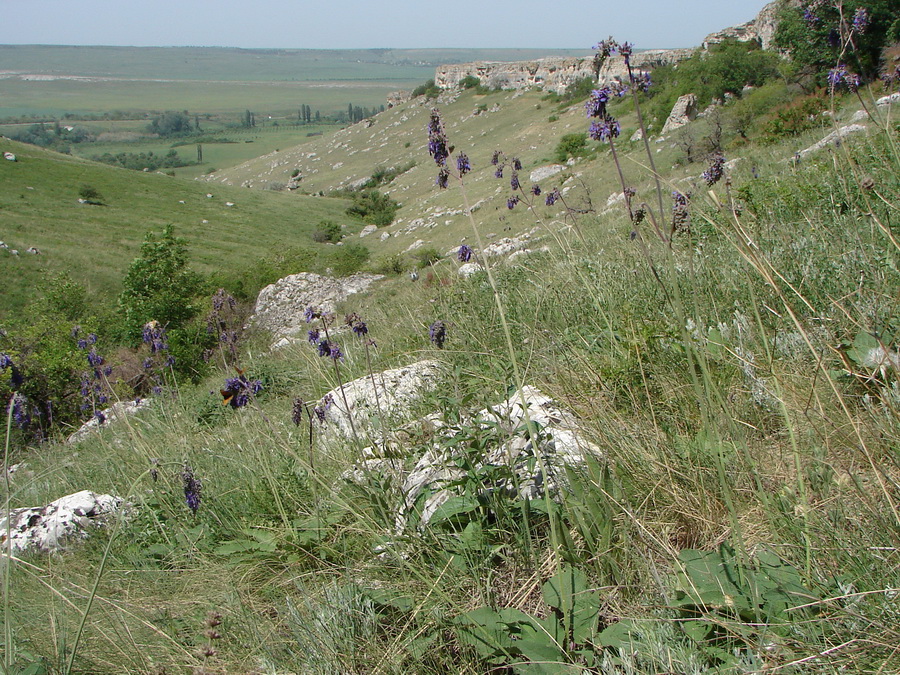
left=392, top=386, right=602, bottom=531
left=797, top=124, right=867, bottom=159
left=703, top=0, right=797, bottom=51
left=661, top=94, right=699, bottom=134
left=387, top=90, right=412, bottom=108
left=251, top=272, right=383, bottom=344
left=435, top=50, right=691, bottom=94
left=316, top=360, right=444, bottom=439
left=0, top=491, right=122, bottom=553
left=67, top=398, right=153, bottom=445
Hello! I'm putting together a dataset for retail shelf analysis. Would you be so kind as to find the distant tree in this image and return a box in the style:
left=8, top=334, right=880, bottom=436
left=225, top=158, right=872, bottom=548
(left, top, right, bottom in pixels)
left=148, top=111, right=193, bottom=137
left=118, top=225, right=203, bottom=342
left=315, top=110, right=320, bottom=122
left=78, top=184, right=104, bottom=204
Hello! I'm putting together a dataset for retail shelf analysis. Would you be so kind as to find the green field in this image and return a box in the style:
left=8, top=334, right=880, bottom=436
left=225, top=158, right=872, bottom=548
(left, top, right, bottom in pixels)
left=0, top=136, right=358, bottom=318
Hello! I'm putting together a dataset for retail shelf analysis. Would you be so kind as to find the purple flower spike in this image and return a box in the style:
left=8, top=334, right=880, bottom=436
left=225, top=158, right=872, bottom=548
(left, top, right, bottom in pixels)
left=458, top=244, right=473, bottom=263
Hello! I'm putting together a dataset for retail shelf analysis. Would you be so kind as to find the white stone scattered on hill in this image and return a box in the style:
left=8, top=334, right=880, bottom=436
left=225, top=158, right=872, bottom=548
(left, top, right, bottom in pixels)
left=458, top=262, right=482, bottom=278
left=359, top=224, right=378, bottom=238
left=251, top=272, right=383, bottom=344
left=0, top=490, right=122, bottom=553
left=662, top=94, right=698, bottom=134
left=529, top=164, right=565, bottom=183
left=630, top=129, right=644, bottom=142
left=391, top=386, right=601, bottom=531
left=849, top=109, right=869, bottom=123
left=798, top=124, right=867, bottom=159
left=876, top=92, right=900, bottom=106
left=317, top=359, right=444, bottom=440
left=67, top=398, right=153, bottom=445
left=380, top=232, right=391, bottom=241
left=607, top=191, right=626, bottom=207
left=3, top=152, right=16, bottom=161
left=404, top=239, right=425, bottom=252
left=225, top=202, right=235, bottom=207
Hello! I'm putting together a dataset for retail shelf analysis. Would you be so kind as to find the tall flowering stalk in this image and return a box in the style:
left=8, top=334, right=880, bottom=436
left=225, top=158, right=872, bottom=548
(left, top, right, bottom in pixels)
left=305, top=306, right=359, bottom=443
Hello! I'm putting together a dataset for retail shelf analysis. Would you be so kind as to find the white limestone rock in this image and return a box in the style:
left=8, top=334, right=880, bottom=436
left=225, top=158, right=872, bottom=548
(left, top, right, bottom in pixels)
left=529, top=164, right=565, bottom=183
left=458, top=262, right=483, bottom=278
left=0, top=491, right=122, bottom=553
left=358, top=224, right=378, bottom=238
left=396, top=386, right=601, bottom=531
left=662, top=94, right=698, bottom=134
left=317, top=360, right=444, bottom=440
left=798, top=124, right=867, bottom=159
left=251, top=272, right=383, bottom=345
left=67, top=398, right=153, bottom=445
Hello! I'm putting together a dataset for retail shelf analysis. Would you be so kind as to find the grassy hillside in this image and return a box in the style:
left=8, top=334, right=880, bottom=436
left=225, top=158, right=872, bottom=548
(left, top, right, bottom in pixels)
left=2, top=38, right=900, bottom=675
left=0, top=137, right=355, bottom=318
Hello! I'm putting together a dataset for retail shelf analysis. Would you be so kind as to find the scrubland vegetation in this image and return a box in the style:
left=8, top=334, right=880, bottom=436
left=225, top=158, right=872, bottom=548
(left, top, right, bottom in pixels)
left=2, top=2, right=900, bottom=673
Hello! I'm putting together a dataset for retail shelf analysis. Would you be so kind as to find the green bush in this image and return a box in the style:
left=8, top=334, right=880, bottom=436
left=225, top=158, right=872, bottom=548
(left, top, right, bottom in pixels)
left=346, top=189, right=400, bottom=227
left=414, top=247, right=442, bottom=267
left=459, top=75, right=481, bottom=89
left=311, top=220, right=343, bottom=243
left=78, top=184, right=104, bottom=204
left=412, top=79, right=441, bottom=98
left=372, top=253, right=406, bottom=276
left=555, top=133, right=588, bottom=163
left=118, top=224, right=204, bottom=342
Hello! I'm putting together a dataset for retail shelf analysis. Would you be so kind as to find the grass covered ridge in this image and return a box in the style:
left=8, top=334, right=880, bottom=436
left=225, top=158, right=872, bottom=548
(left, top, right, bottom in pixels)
left=3, top=24, right=900, bottom=675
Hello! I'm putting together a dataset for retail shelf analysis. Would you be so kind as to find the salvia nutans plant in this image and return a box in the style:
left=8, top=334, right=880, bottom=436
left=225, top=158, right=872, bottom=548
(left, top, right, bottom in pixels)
left=4, top=3, right=900, bottom=672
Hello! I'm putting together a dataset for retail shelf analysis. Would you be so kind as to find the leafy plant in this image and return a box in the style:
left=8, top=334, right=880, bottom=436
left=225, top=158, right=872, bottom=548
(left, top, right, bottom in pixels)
left=674, top=544, right=817, bottom=664
left=456, top=565, right=610, bottom=672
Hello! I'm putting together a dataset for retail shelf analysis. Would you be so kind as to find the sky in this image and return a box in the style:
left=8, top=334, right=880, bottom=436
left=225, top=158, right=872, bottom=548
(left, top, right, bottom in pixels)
left=3, top=0, right=773, bottom=50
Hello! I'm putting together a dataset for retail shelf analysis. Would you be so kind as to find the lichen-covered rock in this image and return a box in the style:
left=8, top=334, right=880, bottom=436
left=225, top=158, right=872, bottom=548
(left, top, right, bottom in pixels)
left=251, top=272, right=383, bottom=345
left=798, top=124, right=867, bottom=159
left=67, top=398, right=153, bottom=445
left=661, top=94, right=698, bottom=134
left=394, top=386, right=601, bottom=531
left=0, top=491, right=122, bottom=553
left=317, top=360, right=444, bottom=439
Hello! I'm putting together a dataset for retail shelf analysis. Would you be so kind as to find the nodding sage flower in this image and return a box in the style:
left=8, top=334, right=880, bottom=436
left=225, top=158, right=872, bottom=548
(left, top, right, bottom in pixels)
left=530, top=184, right=542, bottom=196
left=181, top=464, right=202, bottom=515
left=701, top=154, right=725, bottom=187
left=589, top=117, right=620, bottom=142
left=317, top=339, right=343, bottom=360
left=307, top=329, right=320, bottom=344
left=585, top=88, right=612, bottom=118
left=545, top=189, right=561, bottom=206
left=803, top=7, right=819, bottom=26
left=456, top=153, right=471, bottom=175
left=429, top=320, right=447, bottom=349
left=507, top=196, right=519, bottom=210
left=852, top=7, right=869, bottom=33
left=314, top=393, right=333, bottom=422
left=436, top=167, right=449, bottom=189
left=510, top=173, right=520, bottom=191
left=494, top=166, right=504, bottom=179
left=291, top=397, right=305, bottom=426
left=11, top=393, right=30, bottom=429
left=458, top=244, right=473, bottom=262
left=427, top=108, right=450, bottom=167
left=634, top=71, right=652, bottom=93
left=222, top=374, right=262, bottom=408
left=345, top=313, right=368, bottom=337
left=491, top=150, right=501, bottom=166
left=512, top=157, right=522, bottom=171
left=827, top=64, right=847, bottom=90
left=0, top=353, right=12, bottom=370
left=618, top=41, right=633, bottom=65
left=304, top=306, right=320, bottom=323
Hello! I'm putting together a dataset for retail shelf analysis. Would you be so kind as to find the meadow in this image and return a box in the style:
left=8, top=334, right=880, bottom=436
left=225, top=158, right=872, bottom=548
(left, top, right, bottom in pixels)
left=2, top=15, right=900, bottom=675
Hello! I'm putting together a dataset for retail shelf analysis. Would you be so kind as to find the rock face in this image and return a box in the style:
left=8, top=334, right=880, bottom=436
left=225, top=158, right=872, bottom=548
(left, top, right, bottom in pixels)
left=661, top=94, right=699, bottom=134
left=345, top=386, right=601, bottom=532
left=435, top=50, right=691, bottom=94
left=251, top=272, right=383, bottom=344
left=387, top=90, right=412, bottom=108
left=798, top=124, right=867, bottom=159
left=703, top=0, right=796, bottom=51
left=436, top=57, right=594, bottom=94
left=67, top=398, right=153, bottom=445
left=0, top=491, right=121, bottom=553
left=317, top=360, right=444, bottom=439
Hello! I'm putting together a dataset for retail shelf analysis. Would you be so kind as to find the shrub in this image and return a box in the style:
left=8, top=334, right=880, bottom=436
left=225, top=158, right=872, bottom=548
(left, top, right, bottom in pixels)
left=459, top=75, right=481, bottom=89
left=412, top=79, right=441, bottom=98
left=78, top=184, right=104, bottom=204
left=762, top=94, right=827, bottom=143
left=373, top=253, right=406, bottom=276
left=554, top=133, right=588, bottom=163
left=118, top=224, right=204, bottom=342
left=311, top=220, right=343, bottom=243
left=413, top=247, right=442, bottom=267
left=346, top=189, right=400, bottom=227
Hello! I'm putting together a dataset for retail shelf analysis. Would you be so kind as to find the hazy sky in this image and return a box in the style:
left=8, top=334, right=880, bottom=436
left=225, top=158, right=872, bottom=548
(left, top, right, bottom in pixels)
left=4, top=0, right=772, bottom=50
